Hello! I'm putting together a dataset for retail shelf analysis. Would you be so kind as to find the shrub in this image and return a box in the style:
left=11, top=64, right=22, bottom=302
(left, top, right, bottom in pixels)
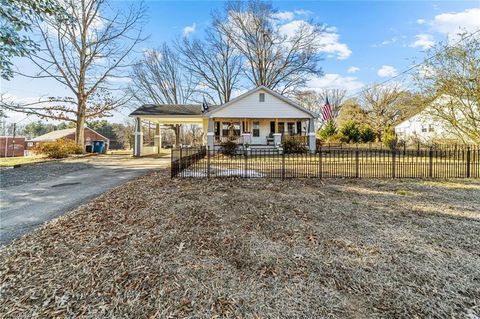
left=360, top=125, right=376, bottom=143
left=32, top=139, right=83, bottom=158
left=318, top=121, right=337, bottom=140
left=339, top=121, right=361, bottom=143
left=221, top=140, right=238, bottom=156
left=383, top=127, right=398, bottom=150
left=282, top=138, right=308, bottom=154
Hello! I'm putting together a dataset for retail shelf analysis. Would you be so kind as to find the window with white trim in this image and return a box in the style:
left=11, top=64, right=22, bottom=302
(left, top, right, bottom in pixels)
left=259, top=93, right=265, bottom=102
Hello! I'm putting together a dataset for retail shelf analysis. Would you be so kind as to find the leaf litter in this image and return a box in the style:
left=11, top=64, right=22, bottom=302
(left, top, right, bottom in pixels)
left=1, top=170, right=479, bottom=318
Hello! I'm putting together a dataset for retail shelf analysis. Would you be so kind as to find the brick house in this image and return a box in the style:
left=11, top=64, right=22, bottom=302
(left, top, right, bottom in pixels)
left=26, top=127, right=109, bottom=152
left=0, top=136, right=26, bottom=157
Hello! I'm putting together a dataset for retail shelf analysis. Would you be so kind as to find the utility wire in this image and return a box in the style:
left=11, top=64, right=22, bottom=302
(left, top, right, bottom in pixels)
left=343, top=29, right=480, bottom=101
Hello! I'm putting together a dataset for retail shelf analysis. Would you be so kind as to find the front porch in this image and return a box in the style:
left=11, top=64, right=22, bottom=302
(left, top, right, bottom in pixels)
left=212, top=118, right=309, bottom=146
left=207, top=117, right=316, bottom=152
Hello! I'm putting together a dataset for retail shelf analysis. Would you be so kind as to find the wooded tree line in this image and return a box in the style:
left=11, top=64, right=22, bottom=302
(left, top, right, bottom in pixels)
left=1, top=0, right=479, bottom=147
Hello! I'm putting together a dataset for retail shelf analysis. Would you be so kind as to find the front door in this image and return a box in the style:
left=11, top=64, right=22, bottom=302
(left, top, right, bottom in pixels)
left=251, top=121, right=262, bottom=144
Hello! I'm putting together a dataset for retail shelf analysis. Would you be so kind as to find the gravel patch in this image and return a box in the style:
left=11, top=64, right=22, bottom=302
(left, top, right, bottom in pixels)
left=0, top=161, right=91, bottom=188
left=1, top=173, right=479, bottom=318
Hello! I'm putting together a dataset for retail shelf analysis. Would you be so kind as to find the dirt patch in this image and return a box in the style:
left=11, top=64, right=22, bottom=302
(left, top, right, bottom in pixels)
left=1, top=172, right=479, bottom=318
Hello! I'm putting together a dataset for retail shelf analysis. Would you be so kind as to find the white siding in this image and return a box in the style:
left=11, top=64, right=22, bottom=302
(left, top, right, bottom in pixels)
left=211, top=89, right=311, bottom=119
left=395, top=110, right=452, bottom=142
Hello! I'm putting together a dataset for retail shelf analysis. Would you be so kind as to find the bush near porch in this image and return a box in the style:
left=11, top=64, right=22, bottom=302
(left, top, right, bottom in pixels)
left=1, top=173, right=479, bottom=318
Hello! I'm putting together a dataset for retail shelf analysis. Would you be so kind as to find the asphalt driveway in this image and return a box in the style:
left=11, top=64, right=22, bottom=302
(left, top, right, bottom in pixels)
left=0, top=154, right=169, bottom=246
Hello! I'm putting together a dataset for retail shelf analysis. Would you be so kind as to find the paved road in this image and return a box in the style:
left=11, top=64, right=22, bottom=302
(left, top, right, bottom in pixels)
left=0, top=155, right=169, bottom=246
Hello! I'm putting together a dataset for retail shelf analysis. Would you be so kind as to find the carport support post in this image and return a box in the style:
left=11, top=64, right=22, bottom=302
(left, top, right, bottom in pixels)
left=308, top=118, right=316, bottom=153
left=154, top=123, right=162, bottom=154
left=207, top=118, right=214, bottom=153
left=133, top=117, right=143, bottom=157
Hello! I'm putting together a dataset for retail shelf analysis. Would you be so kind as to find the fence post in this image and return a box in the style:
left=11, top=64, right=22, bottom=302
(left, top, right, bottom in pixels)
left=428, top=146, right=433, bottom=178
left=179, top=147, right=183, bottom=177
left=244, top=148, right=248, bottom=178
left=355, top=148, right=359, bottom=178
left=318, top=147, right=322, bottom=179
left=171, top=149, right=174, bottom=178
left=281, top=152, right=286, bottom=180
left=207, top=146, right=211, bottom=179
left=391, top=148, right=396, bottom=179
left=466, top=146, right=471, bottom=178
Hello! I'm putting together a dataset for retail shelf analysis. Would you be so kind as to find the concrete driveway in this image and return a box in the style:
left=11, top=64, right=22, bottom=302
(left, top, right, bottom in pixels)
left=0, top=154, right=169, bottom=246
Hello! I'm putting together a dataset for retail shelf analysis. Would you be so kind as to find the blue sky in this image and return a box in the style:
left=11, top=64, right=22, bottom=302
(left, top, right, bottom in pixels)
left=1, top=0, right=479, bottom=124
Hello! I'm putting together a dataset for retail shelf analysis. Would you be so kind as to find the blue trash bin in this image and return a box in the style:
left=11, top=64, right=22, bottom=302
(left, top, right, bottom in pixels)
left=92, top=141, right=105, bottom=153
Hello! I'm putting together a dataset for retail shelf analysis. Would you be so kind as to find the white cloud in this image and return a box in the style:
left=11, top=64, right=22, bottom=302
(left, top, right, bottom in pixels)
left=307, top=73, right=364, bottom=92
left=417, top=65, right=435, bottom=78
left=410, top=33, right=435, bottom=49
left=347, top=66, right=360, bottom=73
left=280, top=21, right=351, bottom=60
left=272, top=9, right=312, bottom=21
left=294, top=9, right=313, bottom=16
left=317, top=30, right=352, bottom=60
left=0, top=94, right=44, bottom=123
left=431, top=8, right=480, bottom=39
left=182, top=23, right=196, bottom=37
left=416, top=19, right=426, bottom=25
left=377, top=65, right=398, bottom=77
left=272, top=11, right=295, bottom=21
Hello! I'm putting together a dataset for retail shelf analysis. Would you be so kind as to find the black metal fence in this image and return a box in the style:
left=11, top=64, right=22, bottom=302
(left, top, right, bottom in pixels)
left=171, top=145, right=480, bottom=179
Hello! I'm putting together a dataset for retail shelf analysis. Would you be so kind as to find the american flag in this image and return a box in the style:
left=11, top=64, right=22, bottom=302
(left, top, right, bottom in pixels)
left=322, top=97, right=332, bottom=121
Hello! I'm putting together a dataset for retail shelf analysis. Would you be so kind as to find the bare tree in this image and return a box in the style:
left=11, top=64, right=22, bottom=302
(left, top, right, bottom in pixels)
left=0, top=0, right=145, bottom=148
left=294, top=89, right=346, bottom=120
left=336, top=98, right=368, bottom=128
left=215, top=0, right=324, bottom=95
left=130, top=44, right=197, bottom=146
left=415, top=32, right=480, bottom=144
left=131, top=44, right=196, bottom=105
left=178, top=26, right=243, bottom=104
left=361, top=84, right=406, bottom=139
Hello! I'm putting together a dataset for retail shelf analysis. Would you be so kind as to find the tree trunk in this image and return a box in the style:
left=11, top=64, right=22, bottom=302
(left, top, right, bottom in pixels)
left=76, top=97, right=87, bottom=151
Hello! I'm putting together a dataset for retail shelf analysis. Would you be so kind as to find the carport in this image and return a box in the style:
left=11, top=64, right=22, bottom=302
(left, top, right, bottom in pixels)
left=129, top=104, right=207, bottom=157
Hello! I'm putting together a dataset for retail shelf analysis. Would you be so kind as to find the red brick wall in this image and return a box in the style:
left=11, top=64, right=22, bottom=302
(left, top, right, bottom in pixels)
left=0, top=137, right=26, bottom=157
left=83, top=128, right=109, bottom=144
left=26, top=128, right=109, bottom=150
left=48, top=129, right=108, bottom=144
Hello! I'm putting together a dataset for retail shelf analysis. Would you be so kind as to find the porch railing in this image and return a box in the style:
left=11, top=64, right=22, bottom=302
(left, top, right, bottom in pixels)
left=215, top=136, right=244, bottom=145
left=282, top=134, right=308, bottom=145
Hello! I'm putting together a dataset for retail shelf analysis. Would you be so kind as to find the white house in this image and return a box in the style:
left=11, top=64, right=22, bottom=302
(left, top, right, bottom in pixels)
left=395, top=109, right=448, bottom=142
left=395, top=95, right=475, bottom=143
left=129, top=86, right=318, bottom=156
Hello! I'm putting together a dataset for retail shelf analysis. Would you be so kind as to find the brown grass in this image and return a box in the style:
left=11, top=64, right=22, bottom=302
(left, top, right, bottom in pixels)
left=1, top=172, right=479, bottom=318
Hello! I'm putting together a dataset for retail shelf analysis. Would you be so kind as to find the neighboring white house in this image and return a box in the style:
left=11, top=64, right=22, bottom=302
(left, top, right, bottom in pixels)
left=129, top=86, right=318, bottom=156
left=395, top=95, right=476, bottom=143
left=395, top=108, right=449, bottom=142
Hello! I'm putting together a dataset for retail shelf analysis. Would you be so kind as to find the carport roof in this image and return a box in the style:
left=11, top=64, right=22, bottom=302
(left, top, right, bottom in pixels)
left=130, top=104, right=218, bottom=116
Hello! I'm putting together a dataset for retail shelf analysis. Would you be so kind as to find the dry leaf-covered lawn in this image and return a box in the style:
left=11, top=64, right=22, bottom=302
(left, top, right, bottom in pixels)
left=1, top=172, right=479, bottom=318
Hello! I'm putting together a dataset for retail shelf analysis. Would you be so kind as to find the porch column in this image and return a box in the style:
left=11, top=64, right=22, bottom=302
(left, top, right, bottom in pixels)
left=154, top=123, right=162, bottom=154
left=133, top=117, right=143, bottom=157
left=308, top=118, right=316, bottom=153
left=207, top=118, right=214, bottom=150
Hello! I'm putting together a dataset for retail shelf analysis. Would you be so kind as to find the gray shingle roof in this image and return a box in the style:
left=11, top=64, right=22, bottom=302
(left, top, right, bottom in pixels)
left=31, top=128, right=76, bottom=142
left=30, top=127, right=109, bottom=142
left=130, top=104, right=217, bottom=116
